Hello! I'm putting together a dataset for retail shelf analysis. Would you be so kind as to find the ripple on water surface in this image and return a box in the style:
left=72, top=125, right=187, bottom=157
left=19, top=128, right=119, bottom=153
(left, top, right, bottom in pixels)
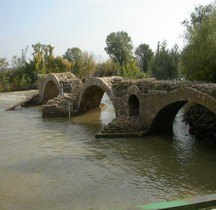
left=0, top=91, right=216, bottom=210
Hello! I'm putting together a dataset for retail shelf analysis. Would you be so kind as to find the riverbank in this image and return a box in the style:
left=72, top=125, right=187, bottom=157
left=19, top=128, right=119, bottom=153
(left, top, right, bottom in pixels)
left=0, top=82, right=38, bottom=92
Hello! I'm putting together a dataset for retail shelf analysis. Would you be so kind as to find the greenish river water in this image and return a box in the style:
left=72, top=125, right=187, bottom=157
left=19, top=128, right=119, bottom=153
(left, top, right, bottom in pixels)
left=0, top=90, right=216, bottom=210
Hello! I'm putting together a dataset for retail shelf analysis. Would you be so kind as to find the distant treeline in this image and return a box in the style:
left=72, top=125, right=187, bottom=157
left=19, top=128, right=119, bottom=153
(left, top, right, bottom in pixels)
left=0, top=1, right=216, bottom=92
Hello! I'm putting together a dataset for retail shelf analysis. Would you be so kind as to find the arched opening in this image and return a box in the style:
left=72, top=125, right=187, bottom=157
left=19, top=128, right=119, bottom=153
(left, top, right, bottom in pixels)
left=43, top=81, right=59, bottom=102
left=79, top=85, right=105, bottom=113
left=128, top=95, right=140, bottom=117
left=100, top=93, right=116, bottom=125
left=149, top=101, right=187, bottom=133
left=149, top=101, right=216, bottom=136
left=75, top=86, right=115, bottom=125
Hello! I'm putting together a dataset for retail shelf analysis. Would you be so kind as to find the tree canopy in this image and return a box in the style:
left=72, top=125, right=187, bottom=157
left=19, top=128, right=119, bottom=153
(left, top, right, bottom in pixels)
left=2, top=1, right=216, bottom=92
left=151, top=41, right=180, bottom=80
left=135, top=43, right=153, bottom=73
left=104, top=31, right=133, bottom=68
left=0, top=58, right=9, bottom=71
left=180, top=2, right=216, bottom=82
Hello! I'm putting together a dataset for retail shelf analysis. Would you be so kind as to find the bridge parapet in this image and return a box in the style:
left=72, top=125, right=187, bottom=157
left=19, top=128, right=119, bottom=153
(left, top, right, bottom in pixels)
left=118, top=79, right=216, bottom=98
left=77, top=77, right=117, bottom=115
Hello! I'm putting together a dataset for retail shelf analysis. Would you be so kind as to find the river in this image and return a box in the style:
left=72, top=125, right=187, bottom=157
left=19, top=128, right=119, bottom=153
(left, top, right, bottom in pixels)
left=0, top=90, right=216, bottom=210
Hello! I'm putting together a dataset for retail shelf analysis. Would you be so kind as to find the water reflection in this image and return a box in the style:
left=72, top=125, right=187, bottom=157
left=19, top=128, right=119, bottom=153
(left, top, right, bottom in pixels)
left=73, top=93, right=115, bottom=126
left=173, top=107, right=198, bottom=164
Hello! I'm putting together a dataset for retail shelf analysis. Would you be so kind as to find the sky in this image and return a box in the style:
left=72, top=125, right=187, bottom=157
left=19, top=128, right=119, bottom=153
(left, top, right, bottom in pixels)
left=0, top=0, right=211, bottom=62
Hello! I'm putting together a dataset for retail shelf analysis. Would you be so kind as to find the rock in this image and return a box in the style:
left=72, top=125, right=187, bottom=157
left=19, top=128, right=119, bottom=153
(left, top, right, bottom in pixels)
left=184, top=104, right=216, bottom=145
left=101, top=116, right=143, bottom=134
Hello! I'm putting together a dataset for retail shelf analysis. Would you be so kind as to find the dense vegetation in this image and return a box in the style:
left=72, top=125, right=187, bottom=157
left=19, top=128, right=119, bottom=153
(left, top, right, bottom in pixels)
left=0, top=1, right=216, bottom=92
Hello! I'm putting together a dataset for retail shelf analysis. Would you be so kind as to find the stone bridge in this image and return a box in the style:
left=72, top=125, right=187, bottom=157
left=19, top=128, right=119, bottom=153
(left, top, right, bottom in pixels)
left=39, top=73, right=216, bottom=134
left=38, top=72, right=81, bottom=102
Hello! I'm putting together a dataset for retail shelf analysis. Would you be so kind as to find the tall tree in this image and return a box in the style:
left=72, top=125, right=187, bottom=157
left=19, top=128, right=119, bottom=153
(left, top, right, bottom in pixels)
left=0, top=58, right=9, bottom=71
left=151, top=41, right=179, bottom=79
left=104, top=31, right=133, bottom=69
left=135, top=43, right=153, bottom=72
left=180, top=2, right=216, bottom=81
left=63, top=48, right=96, bottom=79
left=78, top=52, right=96, bottom=79
left=63, top=47, right=82, bottom=62
left=63, top=47, right=82, bottom=73
left=32, top=43, right=71, bottom=74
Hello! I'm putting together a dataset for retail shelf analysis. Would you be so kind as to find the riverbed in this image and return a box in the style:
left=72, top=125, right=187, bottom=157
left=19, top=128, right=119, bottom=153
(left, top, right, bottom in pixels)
left=0, top=90, right=216, bottom=210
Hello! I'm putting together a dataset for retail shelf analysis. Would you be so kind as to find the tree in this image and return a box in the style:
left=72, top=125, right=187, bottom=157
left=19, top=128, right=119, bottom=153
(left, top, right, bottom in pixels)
left=63, top=47, right=82, bottom=73
left=180, top=2, right=216, bottom=81
left=151, top=41, right=180, bottom=79
left=63, top=48, right=96, bottom=79
left=75, top=51, right=96, bottom=79
left=63, top=47, right=82, bottom=62
left=0, top=58, right=9, bottom=71
left=124, top=59, right=147, bottom=79
left=135, top=43, right=153, bottom=73
left=32, top=43, right=71, bottom=74
left=94, top=59, right=120, bottom=77
left=104, top=31, right=133, bottom=70
left=0, top=58, right=10, bottom=91
left=32, top=43, right=48, bottom=74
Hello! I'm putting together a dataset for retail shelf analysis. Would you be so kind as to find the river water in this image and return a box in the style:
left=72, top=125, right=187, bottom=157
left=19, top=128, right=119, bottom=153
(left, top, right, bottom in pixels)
left=0, top=90, right=216, bottom=210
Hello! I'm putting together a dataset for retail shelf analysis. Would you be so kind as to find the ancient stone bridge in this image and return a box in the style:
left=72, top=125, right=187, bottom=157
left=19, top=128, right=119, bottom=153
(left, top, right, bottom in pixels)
left=38, top=72, right=81, bottom=102
left=39, top=73, right=216, bottom=134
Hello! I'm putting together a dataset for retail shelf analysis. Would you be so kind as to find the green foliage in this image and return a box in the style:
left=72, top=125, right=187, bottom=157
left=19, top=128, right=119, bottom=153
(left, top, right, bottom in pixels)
left=32, top=43, right=72, bottom=74
left=123, top=60, right=147, bottom=79
left=63, top=47, right=82, bottom=75
left=0, top=57, right=10, bottom=91
left=150, top=41, right=180, bottom=80
left=63, top=47, right=82, bottom=63
left=0, top=47, right=37, bottom=91
left=94, top=59, right=120, bottom=77
left=94, top=58, right=147, bottom=79
left=0, top=58, right=9, bottom=70
left=0, top=70, right=11, bottom=91
left=104, top=31, right=133, bottom=68
left=135, top=43, right=153, bottom=73
left=180, top=2, right=216, bottom=81
left=24, top=61, right=38, bottom=85
left=75, top=52, right=96, bottom=79
left=63, top=48, right=96, bottom=79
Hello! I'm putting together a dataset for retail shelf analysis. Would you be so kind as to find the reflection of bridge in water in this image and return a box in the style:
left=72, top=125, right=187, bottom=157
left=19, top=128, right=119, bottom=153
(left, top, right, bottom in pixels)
left=38, top=73, right=216, bottom=134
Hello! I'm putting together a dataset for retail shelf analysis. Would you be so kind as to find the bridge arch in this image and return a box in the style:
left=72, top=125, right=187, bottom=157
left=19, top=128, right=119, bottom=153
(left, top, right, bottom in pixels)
left=40, top=73, right=61, bottom=102
left=148, top=87, right=216, bottom=133
left=39, top=72, right=78, bottom=103
left=127, top=85, right=141, bottom=117
left=77, top=77, right=116, bottom=115
left=128, top=95, right=140, bottom=117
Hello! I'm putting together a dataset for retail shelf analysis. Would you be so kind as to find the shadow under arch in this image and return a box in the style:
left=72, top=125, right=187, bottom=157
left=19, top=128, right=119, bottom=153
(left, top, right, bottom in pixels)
left=40, top=73, right=61, bottom=102
left=149, top=101, right=187, bottom=133
left=128, top=94, right=140, bottom=117
left=78, top=77, right=116, bottom=116
left=43, top=80, right=60, bottom=102
left=148, top=87, right=216, bottom=133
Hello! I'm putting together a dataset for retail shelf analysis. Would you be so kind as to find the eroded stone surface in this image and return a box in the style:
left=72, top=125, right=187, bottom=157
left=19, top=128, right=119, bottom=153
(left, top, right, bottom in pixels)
left=39, top=74, right=216, bottom=137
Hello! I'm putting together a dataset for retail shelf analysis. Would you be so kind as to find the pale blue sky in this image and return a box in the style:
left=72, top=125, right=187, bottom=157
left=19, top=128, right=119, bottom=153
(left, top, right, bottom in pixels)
left=0, top=0, right=210, bottom=62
